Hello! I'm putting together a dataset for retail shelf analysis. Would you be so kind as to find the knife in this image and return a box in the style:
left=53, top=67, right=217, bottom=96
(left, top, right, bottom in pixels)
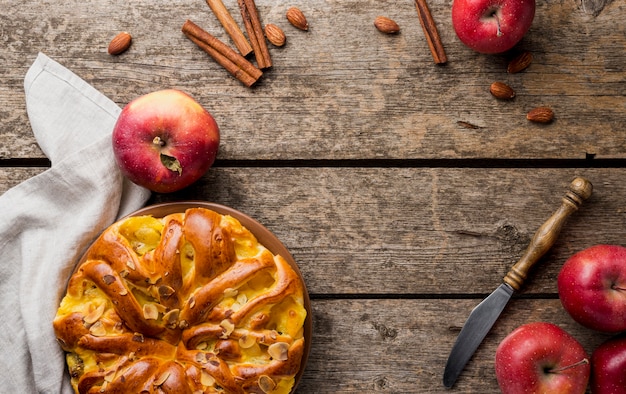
left=443, top=177, right=593, bottom=389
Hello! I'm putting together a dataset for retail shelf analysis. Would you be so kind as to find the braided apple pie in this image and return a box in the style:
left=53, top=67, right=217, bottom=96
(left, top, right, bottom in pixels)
left=54, top=207, right=308, bottom=394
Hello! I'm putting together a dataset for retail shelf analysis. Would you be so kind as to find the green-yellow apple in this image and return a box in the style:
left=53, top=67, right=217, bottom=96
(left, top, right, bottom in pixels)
left=558, top=244, right=626, bottom=333
left=495, top=322, right=590, bottom=394
left=591, top=334, right=626, bottom=394
left=112, top=89, right=220, bottom=193
left=451, top=0, right=535, bottom=54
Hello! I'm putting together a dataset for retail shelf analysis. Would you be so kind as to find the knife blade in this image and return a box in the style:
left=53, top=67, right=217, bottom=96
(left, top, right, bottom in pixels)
left=443, top=177, right=593, bottom=389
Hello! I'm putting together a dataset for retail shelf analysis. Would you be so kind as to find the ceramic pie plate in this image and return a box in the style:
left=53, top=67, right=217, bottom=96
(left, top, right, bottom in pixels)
left=68, top=201, right=311, bottom=393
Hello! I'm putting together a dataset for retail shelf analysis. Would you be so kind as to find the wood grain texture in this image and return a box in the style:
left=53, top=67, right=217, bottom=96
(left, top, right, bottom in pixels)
left=0, top=168, right=46, bottom=192
left=1, top=0, right=624, bottom=160
left=580, top=0, right=614, bottom=15
left=300, top=299, right=613, bottom=393
left=144, top=167, right=624, bottom=296
left=3, top=167, right=625, bottom=296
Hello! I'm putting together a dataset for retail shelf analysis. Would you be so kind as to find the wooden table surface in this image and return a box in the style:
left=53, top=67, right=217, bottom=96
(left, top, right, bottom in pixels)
left=1, top=0, right=625, bottom=392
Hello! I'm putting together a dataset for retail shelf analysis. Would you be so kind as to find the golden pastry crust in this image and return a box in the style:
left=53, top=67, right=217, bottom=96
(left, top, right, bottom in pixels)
left=54, top=207, right=307, bottom=394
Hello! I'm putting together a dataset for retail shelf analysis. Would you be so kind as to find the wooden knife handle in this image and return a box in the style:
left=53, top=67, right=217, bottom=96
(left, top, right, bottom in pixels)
left=503, top=177, right=593, bottom=291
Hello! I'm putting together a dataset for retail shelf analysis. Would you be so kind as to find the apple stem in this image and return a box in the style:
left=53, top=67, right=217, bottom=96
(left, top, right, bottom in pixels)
left=153, top=136, right=165, bottom=147
left=547, top=358, right=589, bottom=374
left=491, top=10, right=502, bottom=37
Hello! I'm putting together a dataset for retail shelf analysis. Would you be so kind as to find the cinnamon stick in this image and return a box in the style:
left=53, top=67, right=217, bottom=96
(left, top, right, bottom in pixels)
left=206, top=0, right=253, bottom=57
left=237, top=0, right=272, bottom=69
left=414, top=0, right=447, bottom=64
left=182, top=20, right=262, bottom=87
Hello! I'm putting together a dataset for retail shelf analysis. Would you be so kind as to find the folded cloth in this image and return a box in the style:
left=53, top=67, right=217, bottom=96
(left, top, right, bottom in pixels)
left=0, top=53, right=150, bottom=393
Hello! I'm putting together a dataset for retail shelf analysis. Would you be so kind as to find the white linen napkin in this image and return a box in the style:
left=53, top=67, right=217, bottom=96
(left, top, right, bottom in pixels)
left=0, top=53, right=151, bottom=393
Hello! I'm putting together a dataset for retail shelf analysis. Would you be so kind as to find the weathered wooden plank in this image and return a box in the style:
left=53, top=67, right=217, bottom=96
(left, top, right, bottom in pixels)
left=1, top=0, right=624, bottom=160
left=0, top=167, right=46, bottom=193
left=153, top=167, right=626, bottom=295
left=300, top=298, right=613, bottom=393
left=5, top=167, right=619, bottom=295
left=2, top=166, right=622, bottom=294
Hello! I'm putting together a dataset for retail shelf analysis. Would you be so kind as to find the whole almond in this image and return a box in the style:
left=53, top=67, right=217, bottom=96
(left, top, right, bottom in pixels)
left=264, top=24, right=286, bottom=47
left=489, top=82, right=516, bottom=100
left=374, top=16, right=400, bottom=34
left=527, top=106, right=554, bottom=123
left=507, top=51, right=533, bottom=73
left=286, top=7, right=308, bottom=31
left=108, top=32, right=132, bottom=55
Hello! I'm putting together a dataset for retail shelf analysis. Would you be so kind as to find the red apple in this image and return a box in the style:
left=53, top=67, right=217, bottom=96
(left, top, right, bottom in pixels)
left=112, top=89, right=220, bottom=193
left=591, top=334, right=626, bottom=394
left=558, top=244, right=626, bottom=333
left=495, top=322, right=590, bottom=394
left=451, top=0, right=536, bottom=54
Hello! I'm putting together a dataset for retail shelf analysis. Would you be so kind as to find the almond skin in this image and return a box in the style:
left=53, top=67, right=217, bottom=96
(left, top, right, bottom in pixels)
left=108, top=32, right=132, bottom=55
left=490, top=82, right=516, bottom=100
left=286, top=7, right=308, bottom=31
left=507, top=51, right=533, bottom=74
left=264, top=24, right=286, bottom=47
left=527, top=106, right=554, bottom=123
left=374, top=16, right=400, bottom=34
